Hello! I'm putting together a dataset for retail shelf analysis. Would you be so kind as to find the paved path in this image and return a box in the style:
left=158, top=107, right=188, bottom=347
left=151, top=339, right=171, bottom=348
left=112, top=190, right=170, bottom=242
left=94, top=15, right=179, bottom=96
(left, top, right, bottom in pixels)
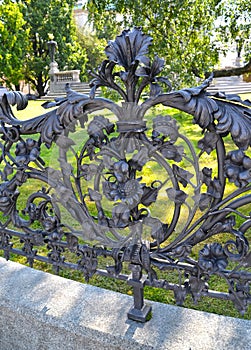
left=0, top=258, right=250, bottom=350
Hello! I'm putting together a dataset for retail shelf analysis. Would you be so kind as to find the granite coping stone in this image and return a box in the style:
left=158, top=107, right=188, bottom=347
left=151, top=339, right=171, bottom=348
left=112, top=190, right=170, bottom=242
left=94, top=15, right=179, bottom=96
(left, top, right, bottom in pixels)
left=0, top=257, right=250, bottom=350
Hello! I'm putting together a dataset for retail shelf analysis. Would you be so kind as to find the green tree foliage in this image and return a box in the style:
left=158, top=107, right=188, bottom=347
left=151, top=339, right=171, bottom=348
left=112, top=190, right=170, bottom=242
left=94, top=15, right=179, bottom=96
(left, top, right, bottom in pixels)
left=86, top=0, right=221, bottom=88
left=218, top=1, right=251, bottom=60
left=21, top=0, right=87, bottom=96
left=0, top=0, right=29, bottom=89
left=76, top=28, right=106, bottom=81
left=207, top=0, right=251, bottom=79
left=86, top=0, right=251, bottom=87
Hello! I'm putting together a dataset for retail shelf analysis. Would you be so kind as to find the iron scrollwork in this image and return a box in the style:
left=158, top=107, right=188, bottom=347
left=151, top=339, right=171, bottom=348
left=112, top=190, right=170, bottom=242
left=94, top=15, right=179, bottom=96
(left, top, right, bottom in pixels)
left=1, top=28, right=251, bottom=321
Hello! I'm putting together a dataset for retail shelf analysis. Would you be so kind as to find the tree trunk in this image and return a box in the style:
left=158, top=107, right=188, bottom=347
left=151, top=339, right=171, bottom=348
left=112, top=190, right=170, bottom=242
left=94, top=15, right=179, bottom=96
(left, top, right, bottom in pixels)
left=36, top=73, right=46, bottom=97
left=207, top=58, right=251, bottom=78
left=15, top=83, right=20, bottom=91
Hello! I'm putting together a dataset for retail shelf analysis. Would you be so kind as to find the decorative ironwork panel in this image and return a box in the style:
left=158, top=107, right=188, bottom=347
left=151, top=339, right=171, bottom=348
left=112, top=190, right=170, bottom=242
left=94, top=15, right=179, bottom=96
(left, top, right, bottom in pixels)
left=1, top=28, right=251, bottom=322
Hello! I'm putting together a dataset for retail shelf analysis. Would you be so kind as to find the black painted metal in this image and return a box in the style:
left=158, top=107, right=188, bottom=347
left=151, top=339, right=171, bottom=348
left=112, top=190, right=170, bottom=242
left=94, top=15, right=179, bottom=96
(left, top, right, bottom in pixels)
left=1, top=28, right=251, bottom=321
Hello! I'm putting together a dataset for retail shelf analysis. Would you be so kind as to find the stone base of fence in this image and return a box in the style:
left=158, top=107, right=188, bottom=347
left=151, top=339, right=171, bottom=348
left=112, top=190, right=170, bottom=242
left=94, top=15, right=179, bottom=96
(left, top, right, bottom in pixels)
left=0, top=257, right=250, bottom=350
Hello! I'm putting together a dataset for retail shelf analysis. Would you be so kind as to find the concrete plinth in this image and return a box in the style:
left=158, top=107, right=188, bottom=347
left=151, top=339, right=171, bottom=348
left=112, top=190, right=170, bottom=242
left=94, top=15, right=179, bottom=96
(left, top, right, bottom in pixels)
left=0, top=258, right=250, bottom=350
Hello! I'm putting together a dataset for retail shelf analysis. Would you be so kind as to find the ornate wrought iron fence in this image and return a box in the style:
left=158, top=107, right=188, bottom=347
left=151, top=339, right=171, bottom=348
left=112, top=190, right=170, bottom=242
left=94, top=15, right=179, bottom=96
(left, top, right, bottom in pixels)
left=1, top=28, right=251, bottom=322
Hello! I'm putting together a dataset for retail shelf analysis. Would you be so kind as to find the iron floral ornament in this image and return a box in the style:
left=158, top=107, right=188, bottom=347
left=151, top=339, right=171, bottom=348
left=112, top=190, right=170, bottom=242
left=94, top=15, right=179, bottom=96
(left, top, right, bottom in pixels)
left=1, top=28, right=251, bottom=321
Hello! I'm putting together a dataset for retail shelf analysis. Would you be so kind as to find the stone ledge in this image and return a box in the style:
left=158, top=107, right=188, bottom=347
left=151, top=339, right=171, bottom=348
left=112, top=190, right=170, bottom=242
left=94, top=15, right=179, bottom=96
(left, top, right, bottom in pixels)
left=0, top=257, right=250, bottom=350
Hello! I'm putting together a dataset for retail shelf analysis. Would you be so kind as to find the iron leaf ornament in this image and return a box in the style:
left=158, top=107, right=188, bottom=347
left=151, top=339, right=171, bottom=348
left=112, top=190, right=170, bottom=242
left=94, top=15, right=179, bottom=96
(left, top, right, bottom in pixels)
left=0, top=27, right=251, bottom=320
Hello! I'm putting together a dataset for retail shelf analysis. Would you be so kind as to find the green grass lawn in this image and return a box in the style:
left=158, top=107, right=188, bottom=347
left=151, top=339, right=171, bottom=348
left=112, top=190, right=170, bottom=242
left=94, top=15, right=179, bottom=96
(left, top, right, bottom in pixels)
left=1, top=92, right=251, bottom=319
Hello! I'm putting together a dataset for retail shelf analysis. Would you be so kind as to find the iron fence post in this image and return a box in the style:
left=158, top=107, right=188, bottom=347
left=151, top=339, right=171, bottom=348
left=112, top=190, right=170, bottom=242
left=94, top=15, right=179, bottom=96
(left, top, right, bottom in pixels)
left=127, top=264, right=152, bottom=322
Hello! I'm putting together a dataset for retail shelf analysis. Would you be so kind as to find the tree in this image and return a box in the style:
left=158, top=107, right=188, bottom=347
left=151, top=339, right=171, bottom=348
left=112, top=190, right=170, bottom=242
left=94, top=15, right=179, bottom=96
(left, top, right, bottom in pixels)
left=86, top=0, right=251, bottom=87
left=0, top=0, right=29, bottom=89
left=212, top=0, right=251, bottom=78
left=86, top=0, right=221, bottom=88
left=21, top=0, right=87, bottom=97
left=76, top=28, right=107, bottom=81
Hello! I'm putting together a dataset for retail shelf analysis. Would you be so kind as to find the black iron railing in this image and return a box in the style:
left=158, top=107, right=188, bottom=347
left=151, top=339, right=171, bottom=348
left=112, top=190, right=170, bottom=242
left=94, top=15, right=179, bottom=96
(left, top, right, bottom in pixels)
left=1, top=28, right=251, bottom=322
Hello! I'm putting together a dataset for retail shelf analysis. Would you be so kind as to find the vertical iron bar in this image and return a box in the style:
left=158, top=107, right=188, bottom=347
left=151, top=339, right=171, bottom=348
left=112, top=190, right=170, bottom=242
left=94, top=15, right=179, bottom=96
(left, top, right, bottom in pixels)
left=127, top=264, right=152, bottom=322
